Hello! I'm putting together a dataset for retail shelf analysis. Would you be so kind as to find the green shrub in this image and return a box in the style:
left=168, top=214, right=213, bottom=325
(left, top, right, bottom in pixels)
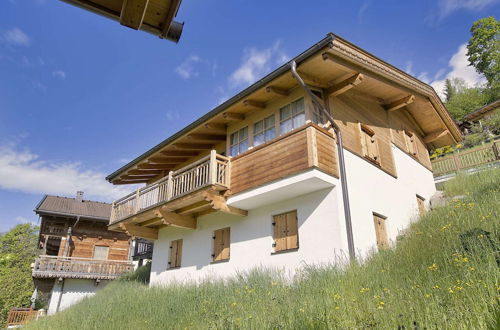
left=119, top=261, right=151, bottom=284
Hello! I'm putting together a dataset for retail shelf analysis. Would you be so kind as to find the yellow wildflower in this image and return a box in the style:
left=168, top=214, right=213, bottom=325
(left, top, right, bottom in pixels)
left=427, top=263, right=438, bottom=271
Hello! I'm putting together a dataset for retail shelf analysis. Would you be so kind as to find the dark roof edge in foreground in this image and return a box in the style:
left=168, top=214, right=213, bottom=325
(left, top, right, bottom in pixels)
left=105, top=33, right=337, bottom=182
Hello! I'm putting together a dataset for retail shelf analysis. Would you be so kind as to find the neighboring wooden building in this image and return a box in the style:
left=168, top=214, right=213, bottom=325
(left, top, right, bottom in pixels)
left=460, top=99, right=500, bottom=134
left=33, top=192, right=133, bottom=315
left=105, top=33, right=461, bottom=284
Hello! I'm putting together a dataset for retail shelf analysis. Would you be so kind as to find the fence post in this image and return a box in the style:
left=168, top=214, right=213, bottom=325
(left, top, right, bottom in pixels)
left=493, top=140, right=500, bottom=160
left=210, top=150, right=217, bottom=184
left=166, top=171, right=173, bottom=201
left=453, top=153, right=461, bottom=172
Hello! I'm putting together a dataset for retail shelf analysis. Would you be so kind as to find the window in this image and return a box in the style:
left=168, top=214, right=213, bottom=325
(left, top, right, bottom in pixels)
left=416, top=195, right=426, bottom=216
left=372, top=214, right=389, bottom=250
left=212, top=227, right=230, bottom=262
left=272, top=210, right=299, bottom=252
left=93, top=245, right=109, bottom=260
left=360, top=124, right=380, bottom=164
left=280, top=98, right=305, bottom=135
left=310, top=90, right=326, bottom=125
left=229, top=127, right=249, bottom=157
left=405, top=131, right=418, bottom=156
left=253, top=115, right=275, bottom=146
left=168, top=239, right=183, bottom=269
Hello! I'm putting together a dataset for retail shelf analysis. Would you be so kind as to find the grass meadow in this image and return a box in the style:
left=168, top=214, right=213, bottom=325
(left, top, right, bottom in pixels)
left=28, top=169, right=500, bottom=329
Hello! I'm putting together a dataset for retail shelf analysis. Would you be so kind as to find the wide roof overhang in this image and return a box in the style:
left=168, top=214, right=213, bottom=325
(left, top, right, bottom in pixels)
left=106, top=33, right=462, bottom=185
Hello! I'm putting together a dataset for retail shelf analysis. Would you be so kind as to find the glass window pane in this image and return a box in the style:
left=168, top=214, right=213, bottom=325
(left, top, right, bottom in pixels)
left=239, top=140, right=248, bottom=153
left=280, top=119, right=292, bottom=134
left=265, top=115, right=275, bottom=129
left=254, top=133, right=264, bottom=146
left=280, top=105, right=291, bottom=120
left=254, top=121, right=263, bottom=134
left=265, top=128, right=275, bottom=141
left=230, top=146, right=238, bottom=157
left=240, top=127, right=248, bottom=140
left=292, top=98, right=304, bottom=115
left=292, top=113, right=305, bottom=128
left=230, top=132, right=238, bottom=145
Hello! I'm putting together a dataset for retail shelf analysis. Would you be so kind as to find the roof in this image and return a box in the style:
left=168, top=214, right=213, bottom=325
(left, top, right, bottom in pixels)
left=106, top=33, right=462, bottom=184
left=34, top=195, right=111, bottom=221
left=59, top=0, right=183, bottom=42
left=462, top=100, right=500, bottom=122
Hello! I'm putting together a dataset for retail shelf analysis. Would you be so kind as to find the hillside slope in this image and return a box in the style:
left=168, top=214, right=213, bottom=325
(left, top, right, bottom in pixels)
left=29, top=170, right=500, bottom=329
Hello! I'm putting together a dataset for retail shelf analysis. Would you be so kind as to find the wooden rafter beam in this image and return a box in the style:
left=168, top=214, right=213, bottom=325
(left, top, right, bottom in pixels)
left=158, top=208, right=197, bottom=229
left=326, top=73, right=364, bottom=97
left=160, top=150, right=199, bottom=157
left=128, top=169, right=163, bottom=175
left=243, top=100, right=266, bottom=109
left=159, top=0, right=181, bottom=39
left=137, top=163, right=175, bottom=170
left=148, top=157, right=188, bottom=163
left=223, top=112, right=245, bottom=121
left=423, top=129, right=449, bottom=144
left=384, top=95, right=415, bottom=112
left=173, top=143, right=214, bottom=150
left=204, top=123, right=226, bottom=134
left=114, top=179, right=148, bottom=184
left=120, top=175, right=157, bottom=180
left=295, top=70, right=329, bottom=88
left=119, top=223, right=158, bottom=240
left=265, top=86, right=289, bottom=96
left=205, top=192, right=248, bottom=216
left=187, top=134, right=226, bottom=141
left=120, top=0, right=149, bottom=30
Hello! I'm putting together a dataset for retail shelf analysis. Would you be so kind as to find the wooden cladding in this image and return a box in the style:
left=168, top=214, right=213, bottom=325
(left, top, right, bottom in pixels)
left=58, top=235, right=129, bottom=261
left=230, top=124, right=339, bottom=195
left=373, top=214, right=389, bottom=250
left=212, top=227, right=230, bottom=262
left=273, top=210, right=299, bottom=252
left=169, top=239, right=183, bottom=269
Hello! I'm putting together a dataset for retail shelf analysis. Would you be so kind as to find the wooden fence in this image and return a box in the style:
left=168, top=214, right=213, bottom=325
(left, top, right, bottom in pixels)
left=6, top=308, right=45, bottom=327
left=431, top=140, right=500, bottom=176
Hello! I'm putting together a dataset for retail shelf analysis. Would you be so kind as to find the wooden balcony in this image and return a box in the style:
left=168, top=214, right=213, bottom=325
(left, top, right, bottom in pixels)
left=108, top=124, right=339, bottom=240
left=6, top=308, right=45, bottom=327
left=32, top=255, right=134, bottom=280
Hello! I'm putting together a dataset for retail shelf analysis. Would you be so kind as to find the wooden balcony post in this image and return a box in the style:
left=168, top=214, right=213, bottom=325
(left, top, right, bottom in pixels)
left=166, top=171, right=173, bottom=201
left=110, top=201, right=116, bottom=223
left=134, top=188, right=141, bottom=213
left=209, top=150, right=217, bottom=184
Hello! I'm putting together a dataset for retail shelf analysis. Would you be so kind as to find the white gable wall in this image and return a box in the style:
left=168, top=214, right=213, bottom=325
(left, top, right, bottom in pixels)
left=47, top=279, right=109, bottom=315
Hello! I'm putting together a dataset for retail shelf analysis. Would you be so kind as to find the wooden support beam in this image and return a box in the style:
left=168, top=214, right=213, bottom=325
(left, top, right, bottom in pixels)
left=205, top=192, right=248, bottom=216
left=148, top=157, right=188, bottom=163
left=423, top=129, right=449, bottom=144
left=160, top=150, right=199, bottom=157
left=119, top=223, right=158, bottom=240
left=159, top=0, right=181, bottom=39
left=187, top=134, right=226, bottom=141
left=384, top=95, right=415, bottom=112
left=137, top=163, right=175, bottom=170
left=326, top=73, right=364, bottom=97
left=173, top=143, right=214, bottom=150
left=204, top=123, right=226, bottom=134
left=243, top=100, right=266, bottom=109
left=158, top=208, right=197, bottom=229
left=295, top=70, right=329, bottom=88
left=265, top=86, right=289, bottom=96
left=223, top=112, right=245, bottom=121
left=120, top=0, right=149, bottom=30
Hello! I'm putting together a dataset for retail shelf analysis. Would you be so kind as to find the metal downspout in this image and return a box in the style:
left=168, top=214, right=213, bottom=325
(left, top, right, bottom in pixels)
left=290, top=60, right=356, bottom=260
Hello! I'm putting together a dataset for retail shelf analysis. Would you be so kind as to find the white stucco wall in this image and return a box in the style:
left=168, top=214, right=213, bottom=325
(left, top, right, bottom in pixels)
left=47, top=279, right=109, bottom=315
left=149, top=144, right=436, bottom=285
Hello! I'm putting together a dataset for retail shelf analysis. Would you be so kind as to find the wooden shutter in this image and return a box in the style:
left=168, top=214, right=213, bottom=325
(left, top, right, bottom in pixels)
left=169, top=239, right=182, bottom=268
left=93, top=245, right=109, bottom=260
left=273, top=210, right=299, bottom=252
left=213, top=228, right=230, bottom=262
left=360, top=124, right=379, bottom=164
left=404, top=131, right=417, bottom=156
left=417, top=196, right=426, bottom=216
left=373, top=214, right=389, bottom=250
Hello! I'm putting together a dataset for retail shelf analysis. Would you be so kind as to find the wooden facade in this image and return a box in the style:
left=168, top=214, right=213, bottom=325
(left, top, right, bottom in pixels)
left=106, top=34, right=461, bottom=241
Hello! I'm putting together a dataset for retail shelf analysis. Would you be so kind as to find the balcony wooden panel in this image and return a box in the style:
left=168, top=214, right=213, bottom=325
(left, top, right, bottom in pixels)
left=32, top=255, right=133, bottom=280
left=230, top=124, right=338, bottom=195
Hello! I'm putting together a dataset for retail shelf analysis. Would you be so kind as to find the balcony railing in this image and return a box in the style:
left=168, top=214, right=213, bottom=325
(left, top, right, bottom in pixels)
left=6, top=308, right=45, bottom=327
left=111, top=151, right=230, bottom=224
left=32, top=255, right=134, bottom=280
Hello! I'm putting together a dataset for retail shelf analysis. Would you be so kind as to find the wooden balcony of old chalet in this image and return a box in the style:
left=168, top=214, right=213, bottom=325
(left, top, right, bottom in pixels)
left=108, top=123, right=338, bottom=240
left=32, top=255, right=134, bottom=280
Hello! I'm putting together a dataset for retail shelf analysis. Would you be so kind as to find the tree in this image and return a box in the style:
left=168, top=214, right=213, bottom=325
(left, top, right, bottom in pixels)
left=467, top=17, right=500, bottom=86
left=444, top=78, right=468, bottom=103
left=0, top=224, right=39, bottom=326
left=446, top=87, right=490, bottom=121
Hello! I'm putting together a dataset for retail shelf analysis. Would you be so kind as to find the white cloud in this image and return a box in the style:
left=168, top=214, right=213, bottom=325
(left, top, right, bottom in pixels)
left=0, top=143, right=135, bottom=201
left=1, top=27, right=31, bottom=46
left=175, top=55, right=202, bottom=79
left=428, top=43, right=486, bottom=99
left=437, top=0, right=499, bottom=18
left=229, top=41, right=288, bottom=88
left=52, top=70, right=67, bottom=80
left=166, top=110, right=180, bottom=121
left=358, top=1, right=371, bottom=23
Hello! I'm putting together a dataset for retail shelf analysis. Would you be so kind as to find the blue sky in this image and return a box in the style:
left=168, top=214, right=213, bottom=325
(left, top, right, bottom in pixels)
left=0, top=0, right=498, bottom=232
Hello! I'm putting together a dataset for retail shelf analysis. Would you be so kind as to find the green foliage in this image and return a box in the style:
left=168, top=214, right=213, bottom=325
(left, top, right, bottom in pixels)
left=444, top=78, right=468, bottom=103
left=446, top=85, right=490, bottom=121
left=483, top=112, right=500, bottom=136
left=119, top=262, right=151, bottom=284
left=467, top=17, right=500, bottom=86
left=27, top=170, right=500, bottom=329
left=0, top=224, right=39, bottom=326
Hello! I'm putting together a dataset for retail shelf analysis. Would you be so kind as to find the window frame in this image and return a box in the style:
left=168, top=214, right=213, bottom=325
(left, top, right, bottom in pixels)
left=279, top=98, right=306, bottom=136
left=272, top=210, right=299, bottom=253
left=253, top=115, right=276, bottom=147
left=92, top=245, right=109, bottom=260
left=229, top=126, right=249, bottom=157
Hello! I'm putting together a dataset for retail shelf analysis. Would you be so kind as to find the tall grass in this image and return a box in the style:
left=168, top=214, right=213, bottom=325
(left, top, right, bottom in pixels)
left=28, top=169, right=500, bottom=329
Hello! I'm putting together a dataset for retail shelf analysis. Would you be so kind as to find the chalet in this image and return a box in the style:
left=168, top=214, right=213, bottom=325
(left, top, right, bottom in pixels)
left=106, top=33, right=461, bottom=285
left=460, top=99, right=500, bottom=134
left=33, top=192, right=134, bottom=314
